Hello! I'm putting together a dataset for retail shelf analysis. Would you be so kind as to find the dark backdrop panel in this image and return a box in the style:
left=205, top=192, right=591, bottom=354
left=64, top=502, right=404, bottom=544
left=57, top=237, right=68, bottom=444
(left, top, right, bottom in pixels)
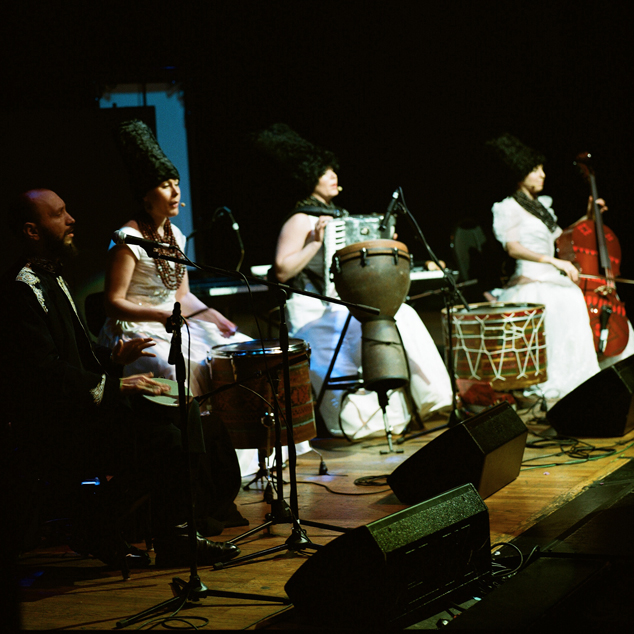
left=2, top=107, right=156, bottom=317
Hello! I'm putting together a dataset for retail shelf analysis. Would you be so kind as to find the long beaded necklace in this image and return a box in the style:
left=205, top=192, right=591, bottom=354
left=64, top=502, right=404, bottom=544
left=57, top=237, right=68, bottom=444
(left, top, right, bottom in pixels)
left=137, top=213, right=185, bottom=290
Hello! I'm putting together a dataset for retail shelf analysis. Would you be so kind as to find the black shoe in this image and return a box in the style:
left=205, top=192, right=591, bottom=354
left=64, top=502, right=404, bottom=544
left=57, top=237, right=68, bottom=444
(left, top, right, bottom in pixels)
left=154, top=531, right=240, bottom=568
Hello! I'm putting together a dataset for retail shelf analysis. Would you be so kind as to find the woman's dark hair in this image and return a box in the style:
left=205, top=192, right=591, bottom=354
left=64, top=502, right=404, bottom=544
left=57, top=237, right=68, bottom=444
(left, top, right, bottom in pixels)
left=485, top=133, right=546, bottom=195
left=254, top=123, right=339, bottom=197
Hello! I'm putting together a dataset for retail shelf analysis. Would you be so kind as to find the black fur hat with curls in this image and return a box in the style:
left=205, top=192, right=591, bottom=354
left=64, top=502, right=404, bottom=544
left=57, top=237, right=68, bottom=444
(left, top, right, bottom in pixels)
left=254, top=123, right=339, bottom=197
left=114, top=119, right=180, bottom=200
left=485, top=132, right=546, bottom=186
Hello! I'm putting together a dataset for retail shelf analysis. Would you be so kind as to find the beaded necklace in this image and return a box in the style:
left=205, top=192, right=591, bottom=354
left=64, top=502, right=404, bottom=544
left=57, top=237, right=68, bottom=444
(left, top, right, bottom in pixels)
left=136, top=213, right=185, bottom=290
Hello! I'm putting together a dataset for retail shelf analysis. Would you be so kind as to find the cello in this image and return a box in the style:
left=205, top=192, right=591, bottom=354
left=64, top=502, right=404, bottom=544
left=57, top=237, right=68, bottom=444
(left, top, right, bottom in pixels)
left=556, top=152, right=630, bottom=357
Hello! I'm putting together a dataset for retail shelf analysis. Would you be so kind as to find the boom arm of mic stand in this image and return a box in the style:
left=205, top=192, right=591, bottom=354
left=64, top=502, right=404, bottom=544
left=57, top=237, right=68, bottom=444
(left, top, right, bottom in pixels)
left=147, top=248, right=381, bottom=318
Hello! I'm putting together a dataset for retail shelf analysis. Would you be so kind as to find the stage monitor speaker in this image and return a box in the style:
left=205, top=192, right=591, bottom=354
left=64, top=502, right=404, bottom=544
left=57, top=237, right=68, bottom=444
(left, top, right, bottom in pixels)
left=546, top=355, right=634, bottom=438
left=284, top=483, right=491, bottom=630
left=387, top=401, right=528, bottom=505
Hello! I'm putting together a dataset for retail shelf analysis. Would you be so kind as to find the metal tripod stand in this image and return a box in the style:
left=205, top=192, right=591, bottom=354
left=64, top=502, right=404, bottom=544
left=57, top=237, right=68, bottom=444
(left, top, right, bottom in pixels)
left=216, top=288, right=354, bottom=568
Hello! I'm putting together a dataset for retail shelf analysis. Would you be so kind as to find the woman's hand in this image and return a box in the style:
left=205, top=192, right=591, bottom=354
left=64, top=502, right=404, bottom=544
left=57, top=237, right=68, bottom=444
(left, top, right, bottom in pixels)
left=587, top=196, right=608, bottom=215
left=120, top=372, right=171, bottom=395
left=274, top=213, right=331, bottom=283
left=195, top=307, right=238, bottom=337
left=112, top=337, right=157, bottom=365
left=547, top=256, right=580, bottom=282
left=309, top=215, right=331, bottom=245
left=424, top=259, right=446, bottom=271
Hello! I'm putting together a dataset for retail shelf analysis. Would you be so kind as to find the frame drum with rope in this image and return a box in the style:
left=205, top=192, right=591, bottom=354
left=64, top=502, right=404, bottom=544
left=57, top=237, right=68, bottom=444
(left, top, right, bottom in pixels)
left=206, top=339, right=316, bottom=449
left=442, top=302, right=548, bottom=391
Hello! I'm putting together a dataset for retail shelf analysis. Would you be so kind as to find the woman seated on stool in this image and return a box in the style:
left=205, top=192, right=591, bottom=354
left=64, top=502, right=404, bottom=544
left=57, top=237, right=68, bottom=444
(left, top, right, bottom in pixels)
left=256, top=123, right=453, bottom=440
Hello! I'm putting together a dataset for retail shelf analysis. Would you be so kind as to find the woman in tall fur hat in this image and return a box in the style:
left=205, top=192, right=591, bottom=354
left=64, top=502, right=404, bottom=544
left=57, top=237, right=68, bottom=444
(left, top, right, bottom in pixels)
left=258, top=123, right=453, bottom=440
left=99, top=120, right=251, bottom=397
left=100, top=120, right=315, bottom=481
left=485, top=132, right=620, bottom=399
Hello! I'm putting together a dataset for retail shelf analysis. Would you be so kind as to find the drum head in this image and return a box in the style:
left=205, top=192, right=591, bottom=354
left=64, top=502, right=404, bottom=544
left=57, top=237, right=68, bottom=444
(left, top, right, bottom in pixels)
left=447, top=302, right=545, bottom=316
left=142, top=377, right=193, bottom=407
left=211, top=338, right=308, bottom=358
left=335, top=238, right=409, bottom=260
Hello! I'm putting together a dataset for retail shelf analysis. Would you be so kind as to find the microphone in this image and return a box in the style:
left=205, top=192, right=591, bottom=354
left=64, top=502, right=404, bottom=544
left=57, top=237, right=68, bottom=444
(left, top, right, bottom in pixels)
left=379, top=189, right=400, bottom=232
left=112, top=230, right=180, bottom=256
left=222, top=208, right=245, bottom=271
left=222, top=207, right=240, bottom=234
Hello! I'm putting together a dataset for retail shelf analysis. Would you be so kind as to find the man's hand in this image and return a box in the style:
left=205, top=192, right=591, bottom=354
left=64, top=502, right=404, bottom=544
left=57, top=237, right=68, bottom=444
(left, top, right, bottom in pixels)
left=120, top=372, right=170, bottom=395
left=112, top=338, right=157, bottom=365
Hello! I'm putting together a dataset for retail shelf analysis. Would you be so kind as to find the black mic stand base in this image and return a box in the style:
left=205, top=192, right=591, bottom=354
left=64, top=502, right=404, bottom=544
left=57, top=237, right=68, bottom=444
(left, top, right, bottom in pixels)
left=115, top=573, right=289, bottom=628
left=396, top=408, right=466, bottom=444
left=219, top=495, right=351, bottom=569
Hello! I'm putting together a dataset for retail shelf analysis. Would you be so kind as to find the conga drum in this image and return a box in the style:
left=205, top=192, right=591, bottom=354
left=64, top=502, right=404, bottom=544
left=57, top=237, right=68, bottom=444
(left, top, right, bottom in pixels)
left=331, top=239, right=411, bottom=393
left=442, top=302, right=548, bottom=391
left=206, top=339, right=316, bottom=449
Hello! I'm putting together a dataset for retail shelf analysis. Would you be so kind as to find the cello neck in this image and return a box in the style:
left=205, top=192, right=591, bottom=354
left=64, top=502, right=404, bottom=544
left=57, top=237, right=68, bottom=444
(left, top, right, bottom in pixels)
left=577, top=153, right=612, bottom=276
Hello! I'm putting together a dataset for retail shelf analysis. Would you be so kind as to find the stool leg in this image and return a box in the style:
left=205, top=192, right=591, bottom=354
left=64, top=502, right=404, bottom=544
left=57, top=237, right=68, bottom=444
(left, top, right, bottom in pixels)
left=315, top=313, right=353, bottom=411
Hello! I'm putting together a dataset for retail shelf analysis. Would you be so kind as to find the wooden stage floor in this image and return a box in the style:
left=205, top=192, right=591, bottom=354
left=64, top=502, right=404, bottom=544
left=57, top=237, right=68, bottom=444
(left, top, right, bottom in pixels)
left=12, top=410, right=634, bottom=630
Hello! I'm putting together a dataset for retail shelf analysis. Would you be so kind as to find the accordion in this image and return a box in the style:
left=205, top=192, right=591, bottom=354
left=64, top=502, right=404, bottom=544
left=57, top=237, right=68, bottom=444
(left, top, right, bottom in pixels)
left=323, top=214, right=397, bottom=297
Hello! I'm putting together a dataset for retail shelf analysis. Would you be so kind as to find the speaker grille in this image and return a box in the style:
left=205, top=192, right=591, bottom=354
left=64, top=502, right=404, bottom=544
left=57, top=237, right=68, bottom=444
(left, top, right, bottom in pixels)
left=285, top=484, right=491, bottom=629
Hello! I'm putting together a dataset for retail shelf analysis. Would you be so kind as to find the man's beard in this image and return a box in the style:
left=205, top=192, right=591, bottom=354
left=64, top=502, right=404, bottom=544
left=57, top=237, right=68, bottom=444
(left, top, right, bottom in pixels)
left=42, top=231, right=79, bottom=261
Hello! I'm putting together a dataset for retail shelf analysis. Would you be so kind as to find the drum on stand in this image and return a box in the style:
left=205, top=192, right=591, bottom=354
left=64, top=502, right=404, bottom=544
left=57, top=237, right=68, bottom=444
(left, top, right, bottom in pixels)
left=441, top=302, right=548, bottom=391
left=206, top=339, right=316, bottom=450
left=331, top=239, right=411, bottom=392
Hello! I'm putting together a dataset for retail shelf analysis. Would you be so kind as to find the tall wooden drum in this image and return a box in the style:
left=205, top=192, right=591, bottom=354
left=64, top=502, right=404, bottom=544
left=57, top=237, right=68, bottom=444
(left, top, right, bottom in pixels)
left=207, top=339, right=316, bottom=449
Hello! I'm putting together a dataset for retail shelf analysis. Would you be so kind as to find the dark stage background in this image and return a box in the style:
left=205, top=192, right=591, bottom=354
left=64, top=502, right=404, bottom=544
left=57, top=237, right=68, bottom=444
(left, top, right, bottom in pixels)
left=3, top=1, right=633, bottom=310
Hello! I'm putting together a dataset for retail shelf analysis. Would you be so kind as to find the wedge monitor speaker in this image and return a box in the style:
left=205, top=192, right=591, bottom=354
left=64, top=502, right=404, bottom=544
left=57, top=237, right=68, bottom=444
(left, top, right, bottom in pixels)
left=387, top=401, right=528, bottom=505
left=547, top=356, right=634, bottom=438
left=285, top=483, right=491, bottom=630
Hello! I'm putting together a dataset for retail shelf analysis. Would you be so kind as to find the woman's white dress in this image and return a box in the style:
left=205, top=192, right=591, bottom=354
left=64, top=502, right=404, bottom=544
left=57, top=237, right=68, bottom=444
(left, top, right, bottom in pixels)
left=98, top=225, right=262, bottom=475
left=286, top=217, right=453, bottom=440
left=98, top=225, right=251, bottom=394
left=491, top=195, right=601, bottom=398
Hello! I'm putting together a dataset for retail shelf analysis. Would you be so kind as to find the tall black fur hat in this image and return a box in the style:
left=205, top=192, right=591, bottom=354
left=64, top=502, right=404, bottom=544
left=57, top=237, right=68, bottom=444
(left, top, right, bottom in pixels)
left=254, top=123, right=339, bottom=195
left=114, top=120, right=180, bottom=200
left=485, top=133, right=546, bottom=183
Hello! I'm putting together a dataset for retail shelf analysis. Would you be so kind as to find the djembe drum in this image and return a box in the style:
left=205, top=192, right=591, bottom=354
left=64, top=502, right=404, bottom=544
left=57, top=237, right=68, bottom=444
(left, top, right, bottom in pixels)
left=331, top=239, right=411, bottom=393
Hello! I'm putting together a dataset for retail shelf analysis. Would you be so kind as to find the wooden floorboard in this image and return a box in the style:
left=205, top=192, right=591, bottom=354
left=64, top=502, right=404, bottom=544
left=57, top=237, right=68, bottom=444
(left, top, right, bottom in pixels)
left=14, top=414, right=634, bottom=630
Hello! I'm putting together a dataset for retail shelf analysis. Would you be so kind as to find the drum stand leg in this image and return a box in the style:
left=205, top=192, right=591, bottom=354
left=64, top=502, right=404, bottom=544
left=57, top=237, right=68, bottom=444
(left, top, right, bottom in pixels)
left=377, top=390, right=404, bottom=454
left=242, top=448, right=277, bottom=492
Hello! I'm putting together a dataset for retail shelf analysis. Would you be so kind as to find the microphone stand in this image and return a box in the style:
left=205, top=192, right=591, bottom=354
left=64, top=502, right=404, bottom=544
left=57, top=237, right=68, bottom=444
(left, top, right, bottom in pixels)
left=116, top=300, right=288, bottom=629
left=388, top=189, right=471, bottom=444
left=116, top=244, right=377, bottom=583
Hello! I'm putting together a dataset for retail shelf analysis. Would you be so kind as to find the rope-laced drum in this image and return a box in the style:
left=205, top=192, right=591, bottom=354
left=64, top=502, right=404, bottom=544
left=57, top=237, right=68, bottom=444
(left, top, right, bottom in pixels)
left=442, top=302, right=548, bottom=391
